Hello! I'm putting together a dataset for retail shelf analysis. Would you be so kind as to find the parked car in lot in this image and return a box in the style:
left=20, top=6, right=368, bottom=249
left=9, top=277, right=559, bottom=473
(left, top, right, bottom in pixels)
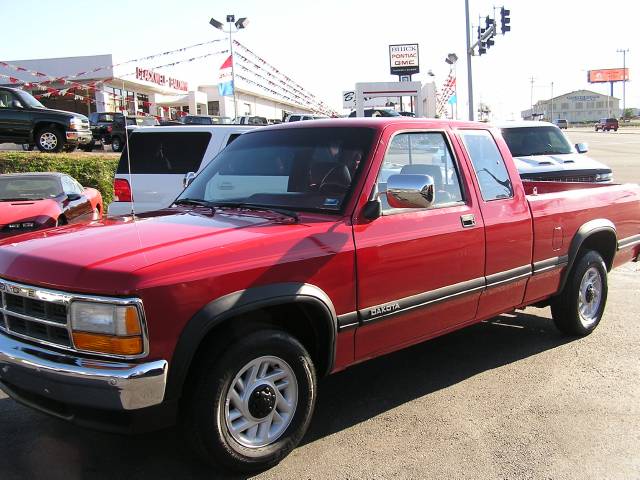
left=0, top=172, right=102, bottom=238
left=553, top=119, right=568, bottom=129
left=595, top=118, right=619, bottom=132
left=0, top=86, right=91, bottom=152
left=180, top=115, right=232, bottom=125
left=0, top=118, right=638, bottom=473
left=284, top=114, right=329, bottom=122
left=348, top=108, right=403, bottom=117
left=107, top=125, right=257, bottom=216
left=497, top=121, right=613, bottom=182
left=235, top=115, right=268, bottom=125
left=84, top=112, right=158, bottom=152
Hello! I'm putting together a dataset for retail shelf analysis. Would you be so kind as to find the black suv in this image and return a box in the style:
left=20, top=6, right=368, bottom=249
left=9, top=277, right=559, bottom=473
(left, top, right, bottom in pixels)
left=85, top=112, right=158, bottom=152
left=0, top=86, right=91, bottom=152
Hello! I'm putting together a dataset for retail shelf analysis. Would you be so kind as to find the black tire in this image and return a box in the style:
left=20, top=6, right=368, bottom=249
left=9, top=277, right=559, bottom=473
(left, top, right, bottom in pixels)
left=35, top=127, right=64, bottom=153
left=111, top=136, right=123, bottom=152
left=182, top=329, right=317, bottom=473
left=551, top=250, right=608, bottom=336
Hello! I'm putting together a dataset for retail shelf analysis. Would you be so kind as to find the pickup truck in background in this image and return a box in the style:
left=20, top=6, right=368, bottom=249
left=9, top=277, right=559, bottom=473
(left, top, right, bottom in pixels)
left=498, top=121, right=613, bottom=182
left=0, top=86, right=91, bottom=152
left=84, top=112, right=159, bottom=152
left=0, top=118, right=638, bottom=473
left=107, top=124, right=257, bottom=216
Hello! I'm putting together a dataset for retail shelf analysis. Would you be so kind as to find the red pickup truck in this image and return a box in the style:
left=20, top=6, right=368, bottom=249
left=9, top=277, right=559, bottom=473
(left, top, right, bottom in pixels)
left=0, top=119, right=638, bottom=472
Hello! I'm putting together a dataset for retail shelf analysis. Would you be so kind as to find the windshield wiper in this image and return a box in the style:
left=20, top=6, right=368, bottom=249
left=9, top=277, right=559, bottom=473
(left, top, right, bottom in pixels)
left=210, top=202, right=299, bottom=222
left=173, top=198, right=216, bottom=212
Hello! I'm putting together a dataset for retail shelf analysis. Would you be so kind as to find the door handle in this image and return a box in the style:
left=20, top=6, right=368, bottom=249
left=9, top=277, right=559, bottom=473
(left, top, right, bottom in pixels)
left=461, top=214, right=476, bottom=228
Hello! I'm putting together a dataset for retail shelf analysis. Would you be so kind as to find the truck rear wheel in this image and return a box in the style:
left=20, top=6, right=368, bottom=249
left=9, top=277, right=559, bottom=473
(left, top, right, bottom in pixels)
left=551, top=250, right=608, bottom=336
left=182, top=329, right=317, bottom=473
left=36, top=127, right=63, bottom=153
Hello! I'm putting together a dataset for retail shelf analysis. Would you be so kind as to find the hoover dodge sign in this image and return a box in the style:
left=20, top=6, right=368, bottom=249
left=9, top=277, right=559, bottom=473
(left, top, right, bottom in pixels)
left=389, top=44, right=420, bottom=76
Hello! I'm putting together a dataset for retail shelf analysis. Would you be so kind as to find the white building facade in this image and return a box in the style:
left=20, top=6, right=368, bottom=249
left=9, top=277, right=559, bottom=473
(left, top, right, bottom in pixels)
left=521, top=89, right=620, bottom=123
left=0, top=54, right=320, bottom=121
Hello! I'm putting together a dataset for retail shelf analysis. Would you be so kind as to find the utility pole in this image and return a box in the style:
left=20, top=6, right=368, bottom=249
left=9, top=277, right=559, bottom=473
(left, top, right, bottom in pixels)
left=465, top=0, right=474, bottom=121
left=617, top=48, right=629, bottom=117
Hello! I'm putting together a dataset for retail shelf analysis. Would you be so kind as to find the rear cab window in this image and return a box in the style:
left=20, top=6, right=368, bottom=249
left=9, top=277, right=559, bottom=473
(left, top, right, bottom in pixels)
left=117, top=131, right=212, bottom=174
left=459, top=130, right=513, bottom=201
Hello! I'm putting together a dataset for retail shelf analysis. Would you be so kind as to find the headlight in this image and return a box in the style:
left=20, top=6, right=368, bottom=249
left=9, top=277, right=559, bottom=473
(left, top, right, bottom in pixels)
left=595, top=172, right=613, bottom=182
left=70, top=301, right=144, bottom=356
left=69, top=117, right=84, bottom=130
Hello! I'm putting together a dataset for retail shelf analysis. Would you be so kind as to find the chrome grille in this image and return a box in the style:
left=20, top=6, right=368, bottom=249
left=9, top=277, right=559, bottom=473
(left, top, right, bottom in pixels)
left=0, top=280, right=73, bottom=350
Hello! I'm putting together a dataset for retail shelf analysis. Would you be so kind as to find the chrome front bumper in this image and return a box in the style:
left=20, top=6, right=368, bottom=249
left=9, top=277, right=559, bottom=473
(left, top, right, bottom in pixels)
left=0, top=333, right=167, bottom=411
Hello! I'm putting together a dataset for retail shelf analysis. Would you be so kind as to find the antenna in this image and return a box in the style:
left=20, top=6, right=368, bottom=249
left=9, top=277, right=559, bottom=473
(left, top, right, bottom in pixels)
left=122, top=80, right=135, bottom=218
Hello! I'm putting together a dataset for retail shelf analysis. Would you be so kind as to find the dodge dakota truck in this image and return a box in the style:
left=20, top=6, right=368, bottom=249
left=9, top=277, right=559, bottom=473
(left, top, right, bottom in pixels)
left=0, top=118, right=638, bottom=473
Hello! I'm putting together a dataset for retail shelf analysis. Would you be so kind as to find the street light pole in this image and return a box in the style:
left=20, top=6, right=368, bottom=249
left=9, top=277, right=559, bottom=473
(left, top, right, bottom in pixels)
left=210, top=15, right=248, bottom=121
left=228, top=25, right=237, bottom=119
left=465, top=0, right=474, bottom=121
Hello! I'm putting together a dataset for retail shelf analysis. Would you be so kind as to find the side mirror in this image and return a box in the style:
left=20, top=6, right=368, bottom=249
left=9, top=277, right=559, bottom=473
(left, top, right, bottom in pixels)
left=386, top=174, right=435, bottom=209
left=183, top=171, right=196, bottom=188
left=575, top=143, right=588, bottom=154
left=11, top=99, right=23, bottom=109
left=66, top=193, right=82, bottom=201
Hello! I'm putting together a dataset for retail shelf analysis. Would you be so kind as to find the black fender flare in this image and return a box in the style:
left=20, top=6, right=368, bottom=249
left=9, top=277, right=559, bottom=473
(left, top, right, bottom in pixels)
left=164, top=282, right=338, bottom=401
left=558, top=218, right=617, bottom=292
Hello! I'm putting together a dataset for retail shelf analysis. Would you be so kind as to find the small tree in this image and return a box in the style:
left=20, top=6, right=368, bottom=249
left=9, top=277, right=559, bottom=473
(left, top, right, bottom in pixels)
left=623, top=108, right=634, bottom=120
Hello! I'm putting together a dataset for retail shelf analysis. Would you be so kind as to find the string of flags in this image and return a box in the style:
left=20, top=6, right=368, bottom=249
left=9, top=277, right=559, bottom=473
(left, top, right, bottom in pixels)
left=2, top=38, right=337, bottom=116
left=436, top=74, right=457, bottom=116
left=0, top=38, right=225, bottom=84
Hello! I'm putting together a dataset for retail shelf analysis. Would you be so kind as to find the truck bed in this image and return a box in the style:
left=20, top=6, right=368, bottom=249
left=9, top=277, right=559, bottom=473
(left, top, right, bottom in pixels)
left=522, top=181, right=640, bottom=305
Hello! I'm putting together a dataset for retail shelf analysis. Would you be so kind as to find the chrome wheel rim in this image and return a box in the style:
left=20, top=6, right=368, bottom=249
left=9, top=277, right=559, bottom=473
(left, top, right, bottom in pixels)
left=224, top=355, right=298, bottom=449
left=578, top=266, right=602, bottom=327
left=39, top=132, right=57, bottom=150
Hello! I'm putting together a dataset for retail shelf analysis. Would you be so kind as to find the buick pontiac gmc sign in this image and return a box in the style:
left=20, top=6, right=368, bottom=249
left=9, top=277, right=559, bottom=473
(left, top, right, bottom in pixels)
left=389, top=44, right=420, bottom=76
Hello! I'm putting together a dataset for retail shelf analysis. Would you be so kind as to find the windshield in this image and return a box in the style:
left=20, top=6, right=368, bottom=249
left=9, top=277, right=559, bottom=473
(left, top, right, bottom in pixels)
left=0, top=176, right=61, bottom=201
left=15, top=90, right=45, bottom=109
left=178, top=127, right=376, bottom=213
left=501, top=126, right=573, bottom=157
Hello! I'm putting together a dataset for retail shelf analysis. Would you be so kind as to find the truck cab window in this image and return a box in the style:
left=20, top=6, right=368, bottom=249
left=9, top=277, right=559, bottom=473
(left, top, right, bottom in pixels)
left=376, top=132, right=464, bottom=212
left=459, top=130, right=513, bottom=201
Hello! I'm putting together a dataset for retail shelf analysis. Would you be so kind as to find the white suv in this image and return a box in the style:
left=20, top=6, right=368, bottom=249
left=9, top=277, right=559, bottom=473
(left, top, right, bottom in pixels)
left=107, top=125, right=257, bottom=216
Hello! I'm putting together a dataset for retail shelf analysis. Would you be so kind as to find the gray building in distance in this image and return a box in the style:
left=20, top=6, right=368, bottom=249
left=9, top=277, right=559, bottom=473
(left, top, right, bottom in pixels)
left=521, top=89, right=620, bottom=123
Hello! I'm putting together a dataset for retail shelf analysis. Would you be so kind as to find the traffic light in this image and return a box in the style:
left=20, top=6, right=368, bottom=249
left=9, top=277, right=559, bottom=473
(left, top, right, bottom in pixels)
left=500, top=7, right=511, bottom=34
left=486, top=36, right=495, bottom=48
left=477, top=26, right=487, bottom=55
left=485, top=15, right=495, bottom=30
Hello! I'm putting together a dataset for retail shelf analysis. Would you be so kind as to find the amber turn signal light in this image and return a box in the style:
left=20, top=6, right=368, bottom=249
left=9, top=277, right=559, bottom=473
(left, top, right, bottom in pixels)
left=73, top=332, right=143, bottom=356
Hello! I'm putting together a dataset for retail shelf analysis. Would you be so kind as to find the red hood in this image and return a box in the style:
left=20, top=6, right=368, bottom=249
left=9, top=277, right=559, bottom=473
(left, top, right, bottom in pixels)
left=0, top=208, right=322, bottom=295
left=0, top=199, right=61, bottom=225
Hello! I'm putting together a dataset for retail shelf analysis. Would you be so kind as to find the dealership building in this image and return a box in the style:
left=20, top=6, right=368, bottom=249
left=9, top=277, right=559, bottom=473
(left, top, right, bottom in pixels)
left=0, top=54, right=320, bottom=120
left=521, top=89, right=620, bottom=123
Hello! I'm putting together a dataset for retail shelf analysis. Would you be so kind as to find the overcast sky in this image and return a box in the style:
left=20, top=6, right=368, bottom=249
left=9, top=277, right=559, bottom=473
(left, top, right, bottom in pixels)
left=2, top=0, right=637, bottom=119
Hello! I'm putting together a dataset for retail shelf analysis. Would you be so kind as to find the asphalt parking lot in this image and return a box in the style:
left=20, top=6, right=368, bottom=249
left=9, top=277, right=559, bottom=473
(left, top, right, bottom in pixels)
left=0, top=130, right=639, bottom=480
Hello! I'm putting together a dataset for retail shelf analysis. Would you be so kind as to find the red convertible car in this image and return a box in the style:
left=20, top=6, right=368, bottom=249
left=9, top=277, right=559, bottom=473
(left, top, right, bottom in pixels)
left=0, top=172, right=102, bottom=239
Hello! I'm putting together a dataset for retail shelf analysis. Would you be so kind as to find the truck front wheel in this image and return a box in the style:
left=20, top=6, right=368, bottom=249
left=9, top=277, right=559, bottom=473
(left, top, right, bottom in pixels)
left=551, top=250, right=608, bottom=336
left=36, top=127, right=64, bottom=153
left=182, top=329, right=317, bottom=473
